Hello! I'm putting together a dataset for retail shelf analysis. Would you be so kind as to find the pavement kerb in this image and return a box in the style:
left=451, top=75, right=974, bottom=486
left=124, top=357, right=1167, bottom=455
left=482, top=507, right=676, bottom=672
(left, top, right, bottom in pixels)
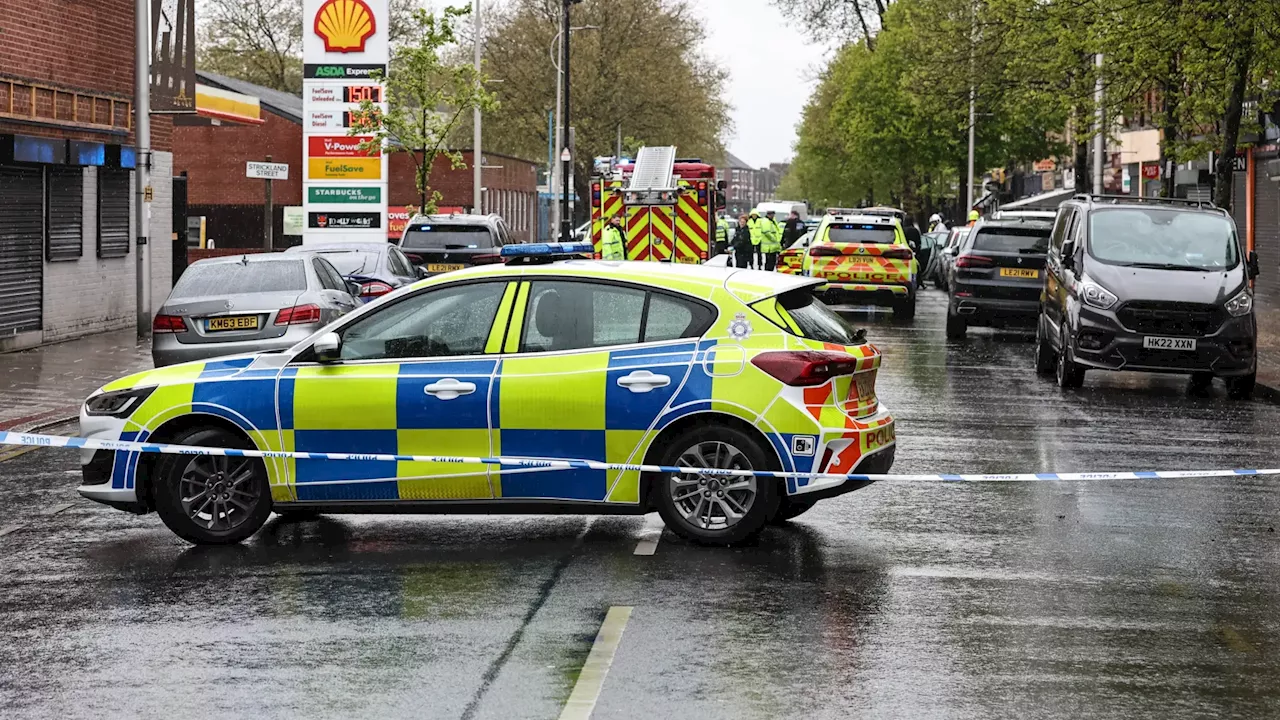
left=0, top=410, right=79, bottom=462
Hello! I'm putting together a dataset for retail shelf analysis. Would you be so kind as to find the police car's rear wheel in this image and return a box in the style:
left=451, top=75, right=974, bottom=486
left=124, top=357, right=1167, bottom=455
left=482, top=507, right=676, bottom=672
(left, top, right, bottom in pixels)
left=153, top=428, right=273, bottom=545
left=655, top=426, right=778, bottom=545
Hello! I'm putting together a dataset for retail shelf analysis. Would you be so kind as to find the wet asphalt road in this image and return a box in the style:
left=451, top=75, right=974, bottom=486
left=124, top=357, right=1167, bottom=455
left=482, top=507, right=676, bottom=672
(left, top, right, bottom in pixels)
left=3, top=289, right=1280, bottom=719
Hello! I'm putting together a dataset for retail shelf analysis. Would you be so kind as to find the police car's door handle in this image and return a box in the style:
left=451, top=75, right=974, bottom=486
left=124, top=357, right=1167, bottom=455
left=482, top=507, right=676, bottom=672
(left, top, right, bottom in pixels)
left=424, top=379, right=477, bottom=401
left=617, top=370, right=671, bottom=393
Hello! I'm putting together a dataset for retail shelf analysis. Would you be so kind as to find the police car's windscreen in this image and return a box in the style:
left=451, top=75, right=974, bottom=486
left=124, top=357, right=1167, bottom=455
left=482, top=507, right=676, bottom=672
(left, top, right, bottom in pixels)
left=171, top=260, right=306, bottom=298
left=400, top=224, right=495, bottom=250
left=827, top=223, right=896, bottom=244
left=972, top=225, right=1051, bottom=253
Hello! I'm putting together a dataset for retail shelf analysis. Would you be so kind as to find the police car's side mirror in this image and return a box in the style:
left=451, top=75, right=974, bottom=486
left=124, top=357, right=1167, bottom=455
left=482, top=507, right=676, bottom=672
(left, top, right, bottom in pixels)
left=314, top=332, right=342, bottom=363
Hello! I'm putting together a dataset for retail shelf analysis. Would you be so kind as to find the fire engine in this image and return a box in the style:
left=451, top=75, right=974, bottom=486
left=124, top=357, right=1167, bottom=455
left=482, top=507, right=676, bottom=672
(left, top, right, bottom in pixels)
left=590, top=146, right=724, bottom=263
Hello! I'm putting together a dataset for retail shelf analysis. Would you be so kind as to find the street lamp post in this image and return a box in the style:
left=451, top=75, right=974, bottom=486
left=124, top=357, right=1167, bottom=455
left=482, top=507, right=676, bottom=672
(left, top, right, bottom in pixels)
left=559, top=0, right=573, bottom=241
left=549, top=18, right=596, bottom=240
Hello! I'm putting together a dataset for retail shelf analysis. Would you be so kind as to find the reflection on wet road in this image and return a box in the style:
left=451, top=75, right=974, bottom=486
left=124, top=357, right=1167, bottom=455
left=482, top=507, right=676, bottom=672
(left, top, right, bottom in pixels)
left=3, top=290, right=1280, bottom=719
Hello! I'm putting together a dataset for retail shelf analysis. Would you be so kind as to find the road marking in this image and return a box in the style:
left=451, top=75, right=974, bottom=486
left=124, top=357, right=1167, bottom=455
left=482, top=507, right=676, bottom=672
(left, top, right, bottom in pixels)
left=0, top=525, right=24, bottom=538
left=46, top=503, right=75, bottom=516
left=633, top=515, right=665, bottom=556
left=559, top=606, right=633, bottom=720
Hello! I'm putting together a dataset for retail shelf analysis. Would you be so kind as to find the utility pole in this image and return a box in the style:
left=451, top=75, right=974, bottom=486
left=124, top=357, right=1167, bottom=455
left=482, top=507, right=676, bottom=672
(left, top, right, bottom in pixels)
left=263, top=155, right=274, bottom=250
left=559, top=0, right=573, bottom=241
left=965, top=0, right=976, bottom=212
left=135, top=0, right=151, bottom=339
left=1093, top=53, right=1105, bottom=194
left=616, top=123, right=622, bottom=160
left=473, top=0, right=483, bottom=214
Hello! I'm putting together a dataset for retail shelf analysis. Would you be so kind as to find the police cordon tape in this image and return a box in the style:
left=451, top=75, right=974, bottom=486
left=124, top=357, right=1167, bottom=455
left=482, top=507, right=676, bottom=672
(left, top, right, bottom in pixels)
left=4, top=429, right=1279, bottom=484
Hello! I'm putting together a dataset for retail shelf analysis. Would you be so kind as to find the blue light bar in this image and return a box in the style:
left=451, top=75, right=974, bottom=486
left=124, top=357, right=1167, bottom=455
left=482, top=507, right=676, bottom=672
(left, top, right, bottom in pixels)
left=500, top=242, right=594, bottom=259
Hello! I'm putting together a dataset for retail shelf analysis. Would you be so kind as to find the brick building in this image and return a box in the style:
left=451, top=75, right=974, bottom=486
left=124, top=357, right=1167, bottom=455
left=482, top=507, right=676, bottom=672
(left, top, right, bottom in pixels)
left=175, top=72, right=540, bottom=247
left=0, top=0, right=173, bottom=350
left=717, top=152, right=782, bottom=218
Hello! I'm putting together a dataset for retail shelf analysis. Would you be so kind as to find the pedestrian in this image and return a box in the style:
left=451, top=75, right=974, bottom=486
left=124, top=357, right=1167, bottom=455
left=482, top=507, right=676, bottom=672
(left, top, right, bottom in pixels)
left=929, top=213, right=948, bottom=233
left=714, top=213, right=731, bottom=258
left=761, top=210, right=783, bottom=271
left=967, top=210, right=980, bottom=227
left=601, top=214, right=626, bottom=261
left=903, top=222, right=922, bottom=253
left=747, top=210, right=763, bottom=269
left=781, top=210, right=805, bottom=249
left=731, top=214, right=753, bottom=269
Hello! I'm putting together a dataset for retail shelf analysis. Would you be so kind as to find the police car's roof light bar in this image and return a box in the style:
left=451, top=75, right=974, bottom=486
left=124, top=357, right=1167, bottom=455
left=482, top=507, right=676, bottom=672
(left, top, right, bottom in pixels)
left=500, top=242, right=595, bottom=265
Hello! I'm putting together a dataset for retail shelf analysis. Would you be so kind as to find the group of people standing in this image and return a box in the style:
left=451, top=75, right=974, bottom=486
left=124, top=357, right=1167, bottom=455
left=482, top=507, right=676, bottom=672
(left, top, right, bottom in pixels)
left=714, top=209, right=805, bottom=271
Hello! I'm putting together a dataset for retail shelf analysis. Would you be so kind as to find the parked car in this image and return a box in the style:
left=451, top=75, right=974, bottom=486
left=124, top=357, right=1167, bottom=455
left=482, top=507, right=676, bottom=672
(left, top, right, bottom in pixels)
left=777, top=229, right=815, bottom=275
left=1035, top=194, right=1259, bottom=397
left=285, top=242, right=421, bottom=303
left=945, top=215, right=1054, bottom=339
left=152, top=253, right=358, bottom=367
left=919, top=230, right=948, bottom=288
left=938, top=225, right=972, bottom=291
left=397, top=213, right=513, bottom=276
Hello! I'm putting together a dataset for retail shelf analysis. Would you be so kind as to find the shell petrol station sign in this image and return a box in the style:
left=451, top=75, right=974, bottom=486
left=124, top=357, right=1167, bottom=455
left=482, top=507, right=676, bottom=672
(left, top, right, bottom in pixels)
left=302, top=0, right=389, bottom=244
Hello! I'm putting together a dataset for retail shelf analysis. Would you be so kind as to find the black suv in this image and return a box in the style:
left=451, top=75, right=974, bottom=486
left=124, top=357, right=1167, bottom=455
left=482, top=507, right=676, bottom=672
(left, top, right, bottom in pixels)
left=1034, top=195, right=1260, bottom=397
left=397, top=213, right=513, bottom=276
left=945, top=214, right=1054, bottom=338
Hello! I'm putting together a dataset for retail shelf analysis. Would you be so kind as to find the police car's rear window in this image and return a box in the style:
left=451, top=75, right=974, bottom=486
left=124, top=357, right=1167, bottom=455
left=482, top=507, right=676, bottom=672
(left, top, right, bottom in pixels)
left=826, top=223, right=896, bottom=244
left=401, top=225, right=496, bottom=250
left=754, top=290, right=865, bottom=346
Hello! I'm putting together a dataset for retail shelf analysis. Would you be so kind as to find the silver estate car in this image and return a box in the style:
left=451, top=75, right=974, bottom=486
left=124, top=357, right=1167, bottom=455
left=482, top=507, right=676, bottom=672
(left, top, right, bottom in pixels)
left=152, top=253, right=359, bottom=367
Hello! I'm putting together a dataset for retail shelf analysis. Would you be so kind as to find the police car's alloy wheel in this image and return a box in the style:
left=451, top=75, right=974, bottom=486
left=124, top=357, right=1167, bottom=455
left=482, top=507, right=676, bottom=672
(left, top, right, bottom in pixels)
left=656, top=426, right=777, bottom=545
left=153, top=427, right=273, bottom=545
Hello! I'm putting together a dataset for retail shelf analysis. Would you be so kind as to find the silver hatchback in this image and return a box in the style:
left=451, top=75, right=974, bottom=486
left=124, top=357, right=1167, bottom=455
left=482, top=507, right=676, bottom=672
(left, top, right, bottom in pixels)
left=152, top=253, right=359, bottom=367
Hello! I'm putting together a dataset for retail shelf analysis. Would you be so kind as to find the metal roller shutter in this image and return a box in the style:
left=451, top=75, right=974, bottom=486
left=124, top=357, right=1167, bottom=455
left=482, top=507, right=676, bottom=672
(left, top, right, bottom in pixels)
left=98, top=169, right=130, bottom=258
left=47, top=167, right=83, bottom=261
left=0, top=165, right=44, bottom=334
left=1254, top=160, right=1280, bottom=309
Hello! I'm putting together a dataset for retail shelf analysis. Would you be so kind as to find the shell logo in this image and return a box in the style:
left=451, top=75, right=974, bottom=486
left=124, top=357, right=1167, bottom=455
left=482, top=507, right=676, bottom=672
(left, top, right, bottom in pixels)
left=314, top=0, right=377, bottom=53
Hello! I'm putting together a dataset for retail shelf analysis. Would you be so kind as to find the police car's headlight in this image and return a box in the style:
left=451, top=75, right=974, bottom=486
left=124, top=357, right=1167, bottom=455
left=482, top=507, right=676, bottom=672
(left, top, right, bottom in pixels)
left=1226, top=289, right=1254, bottom=317
left=85, top=386, right=156, bottom=417
left=1079, top=281, right=1118, bottom=310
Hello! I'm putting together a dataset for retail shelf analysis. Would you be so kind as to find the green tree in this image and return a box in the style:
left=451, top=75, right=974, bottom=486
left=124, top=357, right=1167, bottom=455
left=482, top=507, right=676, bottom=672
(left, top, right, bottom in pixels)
left=349, top=7, right=498, bottom=213
left=475, top=0, right=731, bottom=214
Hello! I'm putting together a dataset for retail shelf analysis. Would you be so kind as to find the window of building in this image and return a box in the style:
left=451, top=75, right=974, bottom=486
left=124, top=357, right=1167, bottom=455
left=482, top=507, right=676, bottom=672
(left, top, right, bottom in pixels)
left=97, top=169, right=130, bottom=258
left=46, top=167, right=83, bottom=261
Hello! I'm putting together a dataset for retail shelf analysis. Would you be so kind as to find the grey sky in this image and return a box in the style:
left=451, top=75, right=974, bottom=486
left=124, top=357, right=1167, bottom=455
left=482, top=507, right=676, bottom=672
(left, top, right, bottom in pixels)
left=695, top=0, right=830, bottom=169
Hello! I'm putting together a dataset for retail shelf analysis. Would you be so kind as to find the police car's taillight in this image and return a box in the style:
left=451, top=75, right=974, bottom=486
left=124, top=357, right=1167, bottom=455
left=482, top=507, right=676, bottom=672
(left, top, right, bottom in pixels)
left=751, top=351, right=861, bottom=387
left=882, top=247, right=914, bottom=260
left=809, top=246, right=843, bottom=257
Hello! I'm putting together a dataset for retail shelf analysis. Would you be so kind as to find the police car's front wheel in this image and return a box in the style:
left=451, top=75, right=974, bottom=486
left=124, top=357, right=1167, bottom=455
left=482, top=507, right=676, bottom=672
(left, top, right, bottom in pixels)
left=153, top=427, right=273, bottom=545
left=655, top=426, right=778, bottom=546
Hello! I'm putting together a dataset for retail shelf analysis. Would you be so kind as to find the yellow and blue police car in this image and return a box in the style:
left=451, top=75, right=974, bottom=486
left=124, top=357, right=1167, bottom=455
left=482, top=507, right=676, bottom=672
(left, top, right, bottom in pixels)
left=78, top=243, right=897, bottom=546
left=802, top=213, right=919, bottom=318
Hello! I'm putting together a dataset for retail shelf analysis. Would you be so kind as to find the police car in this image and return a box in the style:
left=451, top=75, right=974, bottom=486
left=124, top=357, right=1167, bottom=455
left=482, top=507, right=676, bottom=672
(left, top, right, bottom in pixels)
left=802, top=213, right=919, bottom=318
left=78, top=244, right=896, bottom=546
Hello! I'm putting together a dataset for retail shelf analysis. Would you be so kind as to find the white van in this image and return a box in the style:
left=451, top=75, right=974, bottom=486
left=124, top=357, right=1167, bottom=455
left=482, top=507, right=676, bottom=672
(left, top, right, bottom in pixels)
left=754, top=201, right=808, bottom=221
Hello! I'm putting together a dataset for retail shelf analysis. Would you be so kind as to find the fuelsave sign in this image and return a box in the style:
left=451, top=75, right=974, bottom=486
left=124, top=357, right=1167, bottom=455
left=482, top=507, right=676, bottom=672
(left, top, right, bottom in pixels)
left=309, top=135, right=379, bottom=157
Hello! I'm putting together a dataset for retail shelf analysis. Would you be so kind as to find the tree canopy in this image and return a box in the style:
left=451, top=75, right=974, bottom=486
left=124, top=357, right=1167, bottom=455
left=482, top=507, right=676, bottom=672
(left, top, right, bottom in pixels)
left=475, top=0, right=731, bottom=209
left=782, top=0, right=1280, bottom=216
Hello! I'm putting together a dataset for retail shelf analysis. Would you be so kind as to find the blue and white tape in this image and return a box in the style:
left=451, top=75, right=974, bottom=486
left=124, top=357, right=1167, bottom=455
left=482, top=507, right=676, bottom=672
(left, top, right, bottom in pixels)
left=2, top=430, right=1277, bottom=484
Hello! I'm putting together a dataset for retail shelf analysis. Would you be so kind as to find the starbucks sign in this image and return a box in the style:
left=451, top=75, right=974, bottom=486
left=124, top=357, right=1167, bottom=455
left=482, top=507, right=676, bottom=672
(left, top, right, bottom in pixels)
left=309, top=186, right=382, bottom=204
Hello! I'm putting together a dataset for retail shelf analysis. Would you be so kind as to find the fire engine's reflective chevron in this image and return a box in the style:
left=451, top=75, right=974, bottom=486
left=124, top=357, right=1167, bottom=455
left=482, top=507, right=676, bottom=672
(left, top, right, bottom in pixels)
left=649, top=205, right=676, bottom=261
left=675, top=189, right=709, bottom=260
left=626, top=206, right=651, bottom=260
left=7, top=430, right=1276, bottom=484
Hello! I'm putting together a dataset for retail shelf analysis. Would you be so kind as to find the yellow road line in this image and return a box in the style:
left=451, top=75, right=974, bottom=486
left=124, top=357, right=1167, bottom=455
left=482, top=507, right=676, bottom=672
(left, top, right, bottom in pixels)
left=559, top=606, right=633, bottom=720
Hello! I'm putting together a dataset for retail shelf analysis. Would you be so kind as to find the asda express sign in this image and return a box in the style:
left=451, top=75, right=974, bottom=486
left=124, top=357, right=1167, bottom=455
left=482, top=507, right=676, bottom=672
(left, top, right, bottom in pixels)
left=308, top=186, right=382, bottom=204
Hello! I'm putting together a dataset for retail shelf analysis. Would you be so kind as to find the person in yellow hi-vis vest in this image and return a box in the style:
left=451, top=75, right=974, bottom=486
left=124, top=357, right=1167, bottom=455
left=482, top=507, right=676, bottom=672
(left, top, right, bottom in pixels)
left=747, top=210, right=764, bottom=269
left=760, top=210, right=783, bottom=271
left=714, top=214, right=732, bottom=258
left=601, top=215, right=627, bottom=260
